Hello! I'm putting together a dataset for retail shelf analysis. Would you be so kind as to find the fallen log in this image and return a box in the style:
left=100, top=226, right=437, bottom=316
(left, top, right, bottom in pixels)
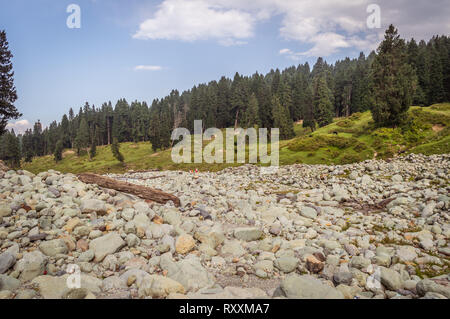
left=77, top=173, right=180, bottom=207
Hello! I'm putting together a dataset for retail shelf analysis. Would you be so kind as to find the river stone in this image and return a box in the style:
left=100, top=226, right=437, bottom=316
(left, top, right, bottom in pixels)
left=0, top=274, right=21, bottom=291
left=416, top=279, right=450, bottom=298
left=280, top=274, right=344, bottom=299
left=396, top=246, right=418, bottom=262
left=80, top=199, right=107, bottom=214
left=0, top=205, right=12, bottom=217
left=138, top=275, right=185, bottom=298
left=166, top=257, right=215, bottom=292
left=15, top=250, right=47, bottom=282
left=300, top=206, right=317, bottom=219
left=380, top=267, right=403, bottom=291
left=89, top=232, right=125, bottom=262
left=175, top=234, right=196, bottom=254
left=39, top=239, right=68, bottom=257
left=274, top=256, right=298, bottom=273
left=32, top=274, right=102, bottom=299
left=0, top=252, right=16, bottom=274
left=233, top=227, right=263, bottom=241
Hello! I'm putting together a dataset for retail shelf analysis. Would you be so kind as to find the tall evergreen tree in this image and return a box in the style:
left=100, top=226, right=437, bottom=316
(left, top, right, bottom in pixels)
left=111, top=138, right=124, bottom=163
left=54, top=140, right=63, bottom=162
left=370, top=25, right=417, bottom=127
left=271, top=96, right=295, bottom=140
left=0, top=129, right=21, bottom=168
left=0, top=30, right=21, bottom=135
left=313, top=75, right=333, bottom=127
left=74, top=117, right=90, bottom=155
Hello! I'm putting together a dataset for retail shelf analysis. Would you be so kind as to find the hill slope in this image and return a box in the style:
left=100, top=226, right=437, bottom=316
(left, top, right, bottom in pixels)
left=22, top=103, right=450, bottom=174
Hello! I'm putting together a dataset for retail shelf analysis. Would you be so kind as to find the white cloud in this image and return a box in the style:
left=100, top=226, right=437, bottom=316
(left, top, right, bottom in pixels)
left=133, top=0, right=255, bottom=45
left=134, top=65, right=163, bottom=71
left=279, top=48, right=293, bottom=55
left=134, top=0, right=450, bottom=56
left=6, top=120, right=32, bottom=135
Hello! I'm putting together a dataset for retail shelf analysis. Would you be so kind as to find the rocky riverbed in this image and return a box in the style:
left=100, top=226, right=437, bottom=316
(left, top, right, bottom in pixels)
left=0, top=153, right=449, bottom=299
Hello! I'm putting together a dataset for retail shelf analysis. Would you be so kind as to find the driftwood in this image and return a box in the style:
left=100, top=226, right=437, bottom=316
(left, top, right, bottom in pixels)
left=77, top=173, right=180, bottom=207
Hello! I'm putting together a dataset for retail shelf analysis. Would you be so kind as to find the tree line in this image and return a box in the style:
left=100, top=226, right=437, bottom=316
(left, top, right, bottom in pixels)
left=1, top=26, right=449, bottom=167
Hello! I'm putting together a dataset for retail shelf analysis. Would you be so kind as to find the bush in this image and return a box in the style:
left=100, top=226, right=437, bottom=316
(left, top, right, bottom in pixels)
left=339, top=152, right=365, bottom=164
left=54, top=140, right=63, bottom=162
left=336, top=119, right=354, bottom=128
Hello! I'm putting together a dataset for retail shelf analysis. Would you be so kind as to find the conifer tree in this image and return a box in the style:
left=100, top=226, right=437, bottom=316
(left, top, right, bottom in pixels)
left=111, top=138, right=124, bottom=163
left=0, top=129, right=21, bottom=168
left=89, top=140, right=96, bottom=159
left=313, top=75, right=333, bottom=127
left=54, top=140, right=63, bottom=162
left=370, top=25, right=417, bottom=127
left=0, top=30, right=21, bottom=135
left=74, top=118, right=90, bottom=155
left=271, top=96, right=295, bottom=140
left=302, top=85, right=316, bottom=132
left=243, top=93, right=260, bottom=128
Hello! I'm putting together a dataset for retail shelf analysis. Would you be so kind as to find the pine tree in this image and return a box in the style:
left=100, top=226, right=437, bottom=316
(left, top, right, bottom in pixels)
left=271, top=96, right=295, bottom=140
left=89, top=140, right=96, bottom=159
left=54, top=140, right=63, bottom=162
left=370, top=25, right=417, bottom=127
left=302, top=85, right=316, bottom=132
left=243, top=93, right=260, bottom=128
left=74, top=117, right=90, bottom=155
left=0, top=130, right=21, bottom=168
left=60, top=114, right=71, bottom=148
left=22, top=129, right=34, bottom=162
left=428, top=45, right=445, bottom=104
left=313, top=75, right=333, bottom=127
left=0, top=30, right=21, bottom=135
left=111, top=138, right=124, bottom=163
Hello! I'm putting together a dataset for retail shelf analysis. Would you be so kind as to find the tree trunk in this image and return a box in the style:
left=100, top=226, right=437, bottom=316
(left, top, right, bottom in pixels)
left=77, top=173, right=180, bottom=206
left=234, top=109, right=240, bottom=130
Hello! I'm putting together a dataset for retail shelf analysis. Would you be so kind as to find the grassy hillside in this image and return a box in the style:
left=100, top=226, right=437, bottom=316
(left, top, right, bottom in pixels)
left=22, top=103, right=450, bottom=174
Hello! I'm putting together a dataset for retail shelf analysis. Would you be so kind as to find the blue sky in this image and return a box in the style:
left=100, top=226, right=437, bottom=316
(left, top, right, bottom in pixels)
left=1, top=0, right=448, bottom=133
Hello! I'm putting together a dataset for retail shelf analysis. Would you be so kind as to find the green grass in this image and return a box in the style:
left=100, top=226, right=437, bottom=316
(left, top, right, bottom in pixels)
left=22, top=103, right=450, bottom=174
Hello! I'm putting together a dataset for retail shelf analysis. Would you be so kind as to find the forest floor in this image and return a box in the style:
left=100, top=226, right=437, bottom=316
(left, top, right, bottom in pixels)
left=22, top=103, right=450, bottom=175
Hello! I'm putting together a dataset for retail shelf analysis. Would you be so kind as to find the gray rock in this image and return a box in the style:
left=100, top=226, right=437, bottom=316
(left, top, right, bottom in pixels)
left=0, top=252, right=16, bottom=274
left=15, top=250, right=47, bottom=282
left=254, top=260, right=273, bottom=278
left=333, top=271, right=353, bottom=285
left=274, top=256, right=298, bottom=273
left=39, top=239, right=68, bottom=257
left=0, top=274, right=21, bottom=291
left=32, top=274, right=102, bottom=299
left=300, top=206, right=317, bottom=219
left=416, top=279, right=450, bottom=298
left=89, top=232, right=125, bottom=262
left=233, top=227, right=263, bottom=241
left=280, top=274, right=344, bottom=299
left=350, top=256, right=370, bottom=270
left=166, top=257, right=215, bottom=292
left=80, top=199, right=107, bottom=214
left=78, top=250, right=95, bottom=262
left=380, top=267, right=403, bottom=291
left=0, top=204, right=11, bottom=217
left=138, top=275, right=185, bottom=298
left=396, top=246, right=417, bottom=263
left=221, top=240, right=246, bottom=257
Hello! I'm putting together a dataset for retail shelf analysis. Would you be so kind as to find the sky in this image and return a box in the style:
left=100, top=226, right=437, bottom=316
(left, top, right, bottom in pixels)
left=1, top=0, right=449, bottom=133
